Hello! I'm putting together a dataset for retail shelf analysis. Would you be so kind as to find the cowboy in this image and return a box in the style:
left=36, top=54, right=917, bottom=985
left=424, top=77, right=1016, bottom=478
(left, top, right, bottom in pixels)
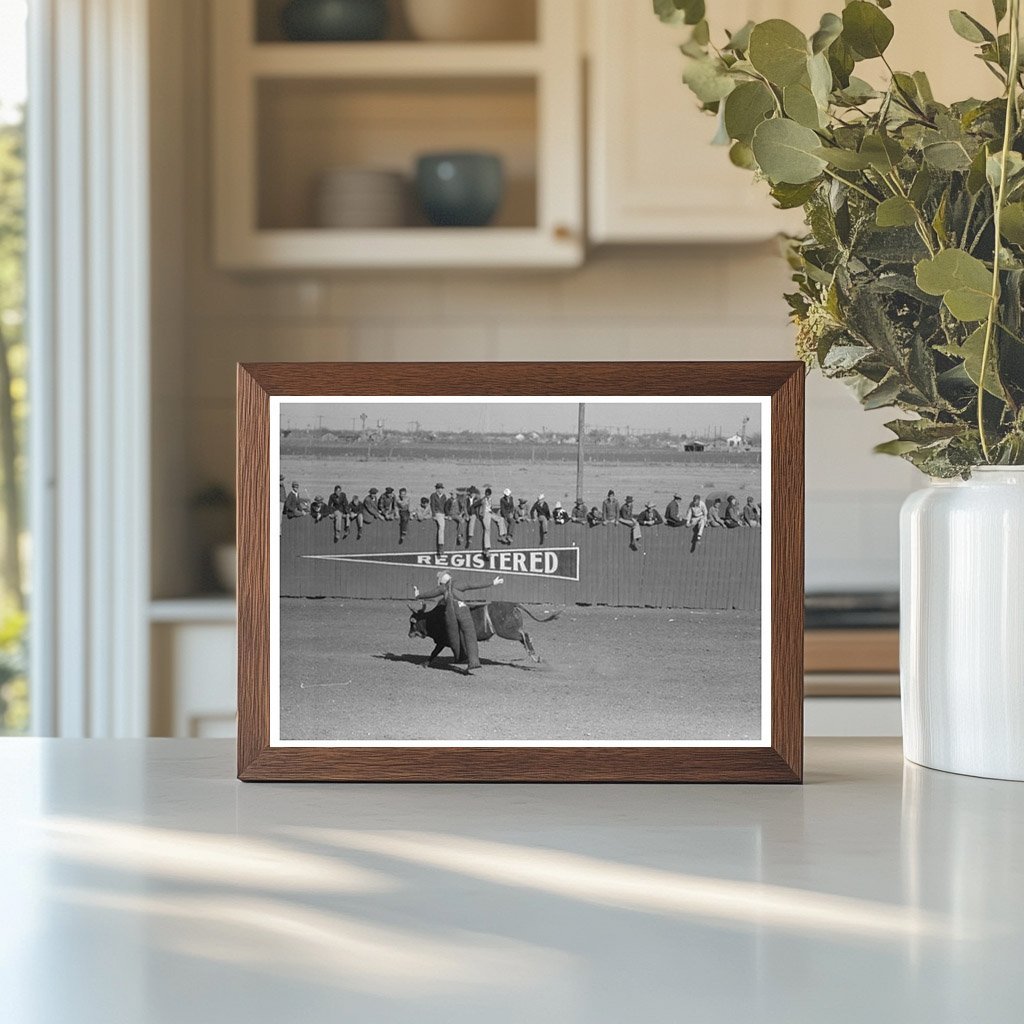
left=618, top=495, right=642, bottom=551
left=397, top=487, right=411, bottom=544
left=571, top=497, right=588, bottom=524
left=531, top=493, right=551, bottom=546
left=378, top=486, right=398, bottom=520
left=665, top=493, right=685, bottom=527
left=499, top=487, right=516, bottom=541
left=429, top=482, right=448, bottom=555
left=552, top=501, right=569, bottom=525
left=362, top=487, right=384, bottom=522
left=413, top=571, right=505, bottom=676
left=742, top=496, right=761, bottom=527
left=602, top=489, right=619, bottom=524
left=283, top=481, right=306, bottom=518
left=637, top=501, right=663, bottom=526
left=684, top=493, right=709, bottom=540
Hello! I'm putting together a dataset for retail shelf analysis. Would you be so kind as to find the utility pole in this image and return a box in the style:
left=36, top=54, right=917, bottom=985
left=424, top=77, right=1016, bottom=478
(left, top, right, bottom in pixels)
left=576, top=403, right=586, bottom=504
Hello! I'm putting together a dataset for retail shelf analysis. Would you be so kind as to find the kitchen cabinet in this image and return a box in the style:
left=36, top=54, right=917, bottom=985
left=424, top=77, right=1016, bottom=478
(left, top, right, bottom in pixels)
left=586, top=0, right=998, bottom=244
left=211, top=0, right=583, bottom=269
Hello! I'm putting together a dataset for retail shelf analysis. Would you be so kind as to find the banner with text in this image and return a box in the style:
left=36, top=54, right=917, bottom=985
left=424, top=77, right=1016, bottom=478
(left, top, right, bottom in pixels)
left=303, top=546, right=580, bottom=581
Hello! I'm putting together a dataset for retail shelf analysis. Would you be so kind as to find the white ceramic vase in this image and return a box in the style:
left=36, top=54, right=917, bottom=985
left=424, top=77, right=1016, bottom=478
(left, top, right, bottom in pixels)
left=901, top=467, right=1024, bottom=780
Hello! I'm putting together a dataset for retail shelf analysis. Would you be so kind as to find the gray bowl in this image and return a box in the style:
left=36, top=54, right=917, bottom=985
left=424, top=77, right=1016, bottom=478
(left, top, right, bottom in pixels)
left=415, top=152, right=504, bottom=228
left=280, top=0, right=388, bottom=42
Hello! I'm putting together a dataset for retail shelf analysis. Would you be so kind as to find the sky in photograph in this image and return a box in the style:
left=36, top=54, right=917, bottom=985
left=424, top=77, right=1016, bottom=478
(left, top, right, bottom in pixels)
left=280, top=399, right=761, bottom=438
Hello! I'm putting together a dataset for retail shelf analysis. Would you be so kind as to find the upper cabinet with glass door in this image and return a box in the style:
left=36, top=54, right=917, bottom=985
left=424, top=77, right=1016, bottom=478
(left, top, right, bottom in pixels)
left=586, top=0, right=998, bottom=244
left=212, top=0, right=583, bottom=269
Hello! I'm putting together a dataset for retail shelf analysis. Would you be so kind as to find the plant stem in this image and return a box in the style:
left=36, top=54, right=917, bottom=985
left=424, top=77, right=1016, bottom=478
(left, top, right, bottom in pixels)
left=822, top=167, right=881, bottom=204
left=979, top=0, right=1021, bottom=462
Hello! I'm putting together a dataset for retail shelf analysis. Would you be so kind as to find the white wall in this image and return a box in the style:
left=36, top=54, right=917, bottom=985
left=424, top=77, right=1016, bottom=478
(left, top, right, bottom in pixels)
left=155, top=0, right=921, bottom=598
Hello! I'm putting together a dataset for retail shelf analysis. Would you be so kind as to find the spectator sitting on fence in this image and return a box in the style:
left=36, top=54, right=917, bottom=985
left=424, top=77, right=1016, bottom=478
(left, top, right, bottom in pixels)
left=452, top=486, right=474, bottom=548
left=327, top=486, right=348, bottom=542
left=724, top=495, right=743, bottom=528
left=378, top=486, right=397, bottom=520
left=362, top=488, right=384, bottom=522
left=664, top=493, right=685, bottom=527
left=637, top=501, right=663, bottom=526
left=618, top=496, right=642, bottom=552
left=500, top=487, right=517, bottom=542
left=707, top=498, right=726, bottom=528
left=478, top=486, right=511, bottom=551
left=586, top=505, right=603, bottom=527
left=397, top=487, right=411, bottom=544
left=531, top=493, right=552, bottom=546
left=284, top=481, right=307, bottom=518
left=683, top=493, right=708, bottom=542
left=571, top=498, right=588, bottom=523
left=430, top=482, right=449, bottom=556
left=309, top=495, right=328, bottom=522
left=515, top=497, right=530, bottom=522
left=602, top=489, right=619, bottom=524
left=414, top=496, right=431, bottom=520
left=742, top=496, right=761, bottom=527
left=346, top=494, right=365, bottom=539
left=553, top=500, right=570, bottom=524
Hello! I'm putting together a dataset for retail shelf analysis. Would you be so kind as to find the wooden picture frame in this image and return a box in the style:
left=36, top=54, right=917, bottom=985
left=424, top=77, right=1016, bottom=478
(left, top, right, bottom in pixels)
left=237, top=362, right=804, bottom=782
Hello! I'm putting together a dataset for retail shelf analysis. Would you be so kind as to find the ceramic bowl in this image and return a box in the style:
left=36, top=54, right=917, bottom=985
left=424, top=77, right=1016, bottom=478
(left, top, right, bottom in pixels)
left=281, top=0, right=388, bottom=42
left=415, top=152, right=504, bottom=228
left=403, top=0, right=534, bottom=42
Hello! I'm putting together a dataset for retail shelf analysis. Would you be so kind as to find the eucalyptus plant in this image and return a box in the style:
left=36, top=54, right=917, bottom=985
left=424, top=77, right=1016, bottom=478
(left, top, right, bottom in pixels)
left=658, top=0, right=1024, bottom=476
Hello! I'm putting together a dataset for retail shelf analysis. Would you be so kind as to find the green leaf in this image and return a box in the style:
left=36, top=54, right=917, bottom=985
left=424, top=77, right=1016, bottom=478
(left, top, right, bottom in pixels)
left=807, top=51, right=833, bottom=108
left=913, top=71, right=935, bottom=104
left=653, top=0, right=705, bottom=26
left=922, top=140, right=972, bottom=171
left=993, top=0, right=1008, bottom=24
left=862, top=374, right=903, bottom=409
left=876, top=196, right=918, bottom=228
left=986, top=150, right=1024, bottom=191
left=948, top=10, right=994, bottom=44
left=751, top=118, right=828, bottom=184
left=909, top=164, right=933, bottom=205
left=691, top=19, right=710, bottom=45
left=729, top=140, right=757, bottom=169
left=1000, top=203, right=1024, bottom=244
left=842, top=1, right=895, bottom=59
left=860, top=133, right=904, bottom=173
left=884, top=418, right=963, bottom=443
left=682, top=57, right=736, bottom=104
left=724, top=20, right=755, bottom=53
left=723, top=81, right=775, bottom=144
left=915, top=249, right=994, bottom=322
left=837, top=76, right=879, bottom=104
left=810, top=12, right=843, bottom=54
left=770, top=180, right=820, bottom=209
left=967, top=144, right=991, bottom=193
left=814, top=146, right=872, bottom=170
left=874, top=438, right=922, bottom=455
left=748, top=20, right=809, bottom=86
left=827, top=35, right=855, bottom=88
left=938, top=325, right=1006, bottom=398
left=784, top=80, right=824, bottom=129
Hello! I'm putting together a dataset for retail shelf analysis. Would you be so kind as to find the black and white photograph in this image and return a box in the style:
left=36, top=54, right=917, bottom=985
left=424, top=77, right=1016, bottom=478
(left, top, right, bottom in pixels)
left=269, top=396, right=770, bottom=747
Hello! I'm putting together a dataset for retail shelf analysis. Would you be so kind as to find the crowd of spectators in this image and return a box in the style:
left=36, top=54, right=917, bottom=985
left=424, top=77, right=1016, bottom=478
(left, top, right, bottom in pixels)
left=281, top=476, right=761, bottom=554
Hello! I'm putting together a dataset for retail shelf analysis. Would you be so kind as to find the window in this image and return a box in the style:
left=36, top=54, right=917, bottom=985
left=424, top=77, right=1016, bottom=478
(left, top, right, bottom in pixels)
left=0, top=0, right=28, bottom=734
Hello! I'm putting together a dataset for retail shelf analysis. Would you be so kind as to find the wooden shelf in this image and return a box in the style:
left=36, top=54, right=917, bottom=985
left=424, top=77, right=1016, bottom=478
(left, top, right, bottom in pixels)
left=218, top=226, right=580, bottom=270
left=249, top=42, right=544, bottom=78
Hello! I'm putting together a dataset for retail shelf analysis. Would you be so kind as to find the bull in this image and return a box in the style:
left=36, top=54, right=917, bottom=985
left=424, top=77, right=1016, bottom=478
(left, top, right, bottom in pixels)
left=408, top=600, right=561, bottom=666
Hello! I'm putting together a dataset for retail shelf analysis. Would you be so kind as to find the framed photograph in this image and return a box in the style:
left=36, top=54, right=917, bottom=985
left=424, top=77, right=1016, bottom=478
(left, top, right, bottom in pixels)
left=237, top=362, right=803, bottom=782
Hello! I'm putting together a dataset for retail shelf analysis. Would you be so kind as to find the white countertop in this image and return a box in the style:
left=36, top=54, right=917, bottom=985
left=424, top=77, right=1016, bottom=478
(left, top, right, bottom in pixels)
left=1, top=738, right=1020, bottom=1023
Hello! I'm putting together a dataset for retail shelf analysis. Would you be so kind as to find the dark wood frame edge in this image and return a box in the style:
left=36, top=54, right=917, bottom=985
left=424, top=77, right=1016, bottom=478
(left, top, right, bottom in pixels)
left=237, top=362, right=804, bottom=783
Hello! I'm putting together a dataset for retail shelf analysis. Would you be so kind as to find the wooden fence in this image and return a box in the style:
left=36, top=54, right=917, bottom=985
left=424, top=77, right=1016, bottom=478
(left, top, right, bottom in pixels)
left=280, top=516, right=761, bottom=611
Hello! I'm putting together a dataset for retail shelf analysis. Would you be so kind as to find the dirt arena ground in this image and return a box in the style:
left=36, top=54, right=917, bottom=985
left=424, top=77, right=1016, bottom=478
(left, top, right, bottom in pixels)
left=278, top=599, right=762, bottom=743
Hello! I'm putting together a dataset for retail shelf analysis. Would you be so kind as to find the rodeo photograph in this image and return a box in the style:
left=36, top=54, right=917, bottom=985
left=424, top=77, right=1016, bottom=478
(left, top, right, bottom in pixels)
left=269, top=396, right=769, bottom=746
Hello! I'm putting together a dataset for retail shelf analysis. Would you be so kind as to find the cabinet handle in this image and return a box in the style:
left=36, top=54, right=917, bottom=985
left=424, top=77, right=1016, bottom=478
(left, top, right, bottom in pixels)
left=553, top=224, right=574, bottom=241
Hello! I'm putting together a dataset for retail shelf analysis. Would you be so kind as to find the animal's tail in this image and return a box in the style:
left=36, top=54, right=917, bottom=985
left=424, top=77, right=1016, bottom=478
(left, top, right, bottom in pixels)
left=518, top=604, right=562, bottom=623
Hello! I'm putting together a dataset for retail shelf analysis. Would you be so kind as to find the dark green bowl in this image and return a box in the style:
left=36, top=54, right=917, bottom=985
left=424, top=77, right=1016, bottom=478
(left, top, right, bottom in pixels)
left=415, top=152, right=505, bottom=228
left=281, top=0, right=388, bottom=42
